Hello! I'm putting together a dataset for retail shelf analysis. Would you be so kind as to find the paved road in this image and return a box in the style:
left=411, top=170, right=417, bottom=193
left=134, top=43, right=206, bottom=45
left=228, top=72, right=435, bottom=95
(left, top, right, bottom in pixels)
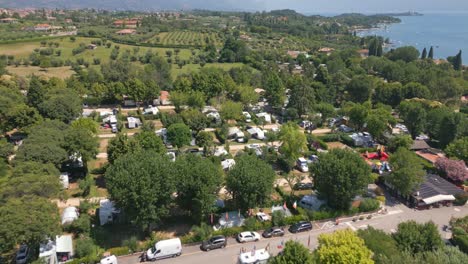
left=118, top=201, right=468, bottom=264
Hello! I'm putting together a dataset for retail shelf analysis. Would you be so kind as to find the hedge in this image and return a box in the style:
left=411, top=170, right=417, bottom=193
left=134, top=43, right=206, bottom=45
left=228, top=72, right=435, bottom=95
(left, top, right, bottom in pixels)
left=108, top=246, right=131, bottom=256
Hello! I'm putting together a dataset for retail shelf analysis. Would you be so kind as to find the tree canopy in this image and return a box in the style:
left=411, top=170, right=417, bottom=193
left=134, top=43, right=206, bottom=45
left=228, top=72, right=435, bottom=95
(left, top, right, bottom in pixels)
left=317, top=229, right=374, bottom=264
left=387, top=148, right=425, bottom=196
left=270, top=240, right=314, bottom=264
left=311, top=149, right=371, bottom=210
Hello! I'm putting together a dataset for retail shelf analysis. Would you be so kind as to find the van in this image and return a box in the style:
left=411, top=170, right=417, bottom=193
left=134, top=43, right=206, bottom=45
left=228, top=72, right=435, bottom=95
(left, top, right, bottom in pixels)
left=145, top=238, right=182, bottom=261
left=100, top=255, right=117, bottom=264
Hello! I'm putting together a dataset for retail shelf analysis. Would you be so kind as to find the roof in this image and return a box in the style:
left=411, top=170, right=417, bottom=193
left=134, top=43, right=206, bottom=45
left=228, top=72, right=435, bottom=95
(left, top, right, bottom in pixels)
left=415, top=149, right=445, bottom=164
left=0, top=18, right=17, bottom=21
left=56, top=235, right=73, bottom=253
left=410, top=140, right=431, bottom=150
left=357, top=49, right=369, bottom=54
left=318, top=47, right=335, bottom=52
left=414, top=174, right=464, bottom=200
left=160, top=90, right=170, bottom=100
left=35, top=23, right=51, bottom=28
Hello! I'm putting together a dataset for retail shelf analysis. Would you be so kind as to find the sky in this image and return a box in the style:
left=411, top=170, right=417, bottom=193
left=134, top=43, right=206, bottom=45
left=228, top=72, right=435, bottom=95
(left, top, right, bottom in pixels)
left=1, top=0, right=468, bottom=14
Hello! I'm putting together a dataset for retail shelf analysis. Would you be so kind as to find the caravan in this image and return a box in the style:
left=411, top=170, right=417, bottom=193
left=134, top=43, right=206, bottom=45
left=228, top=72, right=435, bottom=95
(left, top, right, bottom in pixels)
left=238, top=249, right=270, bottom=264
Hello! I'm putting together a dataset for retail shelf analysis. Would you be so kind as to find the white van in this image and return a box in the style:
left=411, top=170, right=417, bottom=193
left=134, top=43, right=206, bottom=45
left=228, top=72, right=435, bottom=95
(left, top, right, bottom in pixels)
left=145, top=238, right=182, bottom=261
left=100, top=255, right=117, bottom=264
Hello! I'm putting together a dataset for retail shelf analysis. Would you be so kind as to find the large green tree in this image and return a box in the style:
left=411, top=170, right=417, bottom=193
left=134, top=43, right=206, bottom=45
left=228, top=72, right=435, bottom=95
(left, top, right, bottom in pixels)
left=317, top=229, right=374, bottom=264
left=358, top=227, right=400, bottom=263
left=398, top=101, right=427, bottom=139
left=38, top=88, right=82, bottom=123
left=346, top=75, right=375, bottom=103
left=445, top=137, right=468, bottom=163
left=174, top=154, right=223, bottom=223
left=167, top=123, right=191, bottom=148
left=263, top=70, right=285, bottom=107
left=105, top=151, right=175, bottom=228
left=387, top=148, right=425, bottom=196
left=278, top=122, right=308, bottom=166
left=392, top=221, right=443, bottom=254
left=63, top=127, right=99, bottom=163
left=270, top=241, right=314, bottom=264
left=311, top=149, right=371, bottom=210
left=0, top=196, right=61, bottom=255
left=226, top=155, right=276, bottom=211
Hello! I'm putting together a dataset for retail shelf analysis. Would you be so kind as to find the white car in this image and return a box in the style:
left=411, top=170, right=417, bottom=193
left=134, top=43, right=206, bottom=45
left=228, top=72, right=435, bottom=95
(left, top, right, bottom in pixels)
left=256, top=212, right=271, bottom=222
left=237, top=231, right=261, bottom=243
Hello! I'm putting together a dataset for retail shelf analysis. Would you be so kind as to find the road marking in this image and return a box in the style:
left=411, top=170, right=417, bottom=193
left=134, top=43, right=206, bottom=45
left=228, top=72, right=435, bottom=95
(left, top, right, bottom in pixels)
left=359, top=224, right=369, bottom=229
left=454, top=208, right=461, bottom=212
left=345, top=222, right=357, bottom=231
left=387, top=209, right=403, bottom=215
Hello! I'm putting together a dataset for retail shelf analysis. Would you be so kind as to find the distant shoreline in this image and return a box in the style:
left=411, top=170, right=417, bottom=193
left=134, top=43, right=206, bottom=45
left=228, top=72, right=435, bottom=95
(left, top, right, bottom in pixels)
left=378, top=11, right=423, bottom=17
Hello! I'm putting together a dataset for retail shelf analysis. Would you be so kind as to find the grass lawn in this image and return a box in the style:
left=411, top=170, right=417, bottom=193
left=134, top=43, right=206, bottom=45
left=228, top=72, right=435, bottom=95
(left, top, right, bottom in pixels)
left=6, top=65, right=75, bottom=79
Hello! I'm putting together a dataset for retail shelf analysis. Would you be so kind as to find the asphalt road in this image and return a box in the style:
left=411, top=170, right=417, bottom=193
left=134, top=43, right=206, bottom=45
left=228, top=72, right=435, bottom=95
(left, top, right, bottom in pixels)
left=118, top=201, right=468, bottom=264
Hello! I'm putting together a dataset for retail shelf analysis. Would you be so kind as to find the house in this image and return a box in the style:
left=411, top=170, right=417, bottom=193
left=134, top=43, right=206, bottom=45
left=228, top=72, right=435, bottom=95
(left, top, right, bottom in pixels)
left=113, top=19, right=139, bottom=28
left=357, top=49, right=369, bottom=58
left=87, top=44, right=97, bottom=50
left=154, top=90, right=170, bottom=106
left=0, top=18, right=18, bottom=23
left=318, top=47, right=335, bottom=55
left=116, top=29, right=136, bottom=35
left=410, top=174, right=465, bottom=209
left=61, top=207, right=79, bottom=225
left=410, top=140, right=431, bottom=151
left=127, top=117, right=141, bottom=129
left=99, top=199, right=120, bottom=226
left=34, top=23, right=51, bottom=31
left=415, top=149, right=446, bottom=164
left=214, top=211, right=245, bottom=230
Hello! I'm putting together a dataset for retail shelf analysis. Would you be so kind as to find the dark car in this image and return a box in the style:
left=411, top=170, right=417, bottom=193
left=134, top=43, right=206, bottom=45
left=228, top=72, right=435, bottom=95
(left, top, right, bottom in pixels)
left=293, top=182, right=313, bottom=190
left=262, top=227, right=285, bottom=238
left=289, top=221, right=312, bottom=233
left=201, top=236, right=227, bottom=251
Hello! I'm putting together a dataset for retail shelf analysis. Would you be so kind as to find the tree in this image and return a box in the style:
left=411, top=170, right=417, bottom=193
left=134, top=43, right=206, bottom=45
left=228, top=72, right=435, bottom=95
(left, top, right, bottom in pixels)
left=38, top=88, right=82, bottom=123
left=220, top=100, right=243, bottom=120
left=133, top=131, right=166, bottom=153
left=453, top=50, right=463, bottom=71
left=435, top=158, right=468, bottom=183
left=358, top=227, right=400, bottom=263
left=445, top=137, right=468, bottom=163
left=0, top=173, right=61, bottom=202
left=366, top=107, right=394, bottom=139
left=169, top=91, right=188, bottom=112
left=402, top=82, right=430, bottom=100
left=107, top=133, right=131, bottom=164
left=63, top=127, right=98, bottom=163
left=421, top=48, right=427, bottom=59
left=233, top=85, right=259, bottom=105
left=167, top=123, right=191, bottom=148
left=428, top=46, right=434, bottom=59
left=105, top=151, right=175, bottom=229
left=387, top=135, right=413, bottom=153
left=270, top=241, right=314, bottom=264
left=347, top=103, right=369, bottom=130
left=278, top=122, right=308, bottom=166
left=311, top=149, right=371, bottom=210
left=0, top=197, right=61, bottom=254
left=195, top=131, right=214, bottom=150
left=71, top=118, right=98, bottom=135
left=386, top=46, right=420, bottom=63
left=392, top=221, right=443, bottom=254
left=226, top=155, right=276, bottom=211
left=263, top=70, right=285, bottom=107
left=287, top=77, right=316, bottom=116
left=315, top=66, right=330, bottom=84
left=317, top=229, right=374, bottom=264
left=174, top=154, right=223, bottom=223
left=181, top=109, right=208, bottom=132
left=387, top=148, right=425, bottom=196
left=398, top=101, right=427, bottom=139
left=346, top=75, right=375, bottom=103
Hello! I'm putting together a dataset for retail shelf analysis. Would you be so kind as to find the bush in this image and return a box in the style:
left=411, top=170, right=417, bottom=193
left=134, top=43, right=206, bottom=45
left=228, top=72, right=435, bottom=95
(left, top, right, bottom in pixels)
left=341, top=134, right=354, bottom=146
left=75, top=236, right=97, bottom=258
left=320, top=134, right=341, bottom=142
left=359, top=198, right=380, bottom=213
left=376, top=196, right=386, bottom=203
left=122, top=236, right=138, bottom=252
left=213, top=226, right=244, bottom=237
left=272, top=210, right=286, bottom=227
left=284, top=214, right=307, bottom=225
left=64, top=214, right=91, bottom=235
left=108, top=246, right=130, bottom=256
left=454, top=193, right=468, bottom=206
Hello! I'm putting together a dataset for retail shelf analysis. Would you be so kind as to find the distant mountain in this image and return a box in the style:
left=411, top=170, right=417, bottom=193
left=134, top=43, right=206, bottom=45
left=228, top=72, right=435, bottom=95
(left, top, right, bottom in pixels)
left=0, top=0, right=266, bottom=11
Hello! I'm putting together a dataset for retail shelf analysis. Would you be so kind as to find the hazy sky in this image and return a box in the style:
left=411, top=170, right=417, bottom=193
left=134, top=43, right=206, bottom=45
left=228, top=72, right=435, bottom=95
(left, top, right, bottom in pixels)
left=2, top=0, right=468, bottom=13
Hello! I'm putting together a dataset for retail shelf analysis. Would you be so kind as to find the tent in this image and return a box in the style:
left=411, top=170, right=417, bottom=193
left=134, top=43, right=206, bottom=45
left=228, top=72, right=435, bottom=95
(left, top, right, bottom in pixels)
left=61, top=207, right=79, bottom=225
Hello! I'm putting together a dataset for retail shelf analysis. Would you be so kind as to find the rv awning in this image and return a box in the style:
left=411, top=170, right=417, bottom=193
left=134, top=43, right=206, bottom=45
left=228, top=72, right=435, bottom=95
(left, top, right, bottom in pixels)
left=422, top=194, right=456, bottom=205
left=56, top=235, right=73, bottom=253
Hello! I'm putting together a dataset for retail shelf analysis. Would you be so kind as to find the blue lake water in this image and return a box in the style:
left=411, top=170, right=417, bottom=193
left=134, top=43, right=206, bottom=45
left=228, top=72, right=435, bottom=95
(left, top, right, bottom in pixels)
left=358, top=13, right=468, bottom=63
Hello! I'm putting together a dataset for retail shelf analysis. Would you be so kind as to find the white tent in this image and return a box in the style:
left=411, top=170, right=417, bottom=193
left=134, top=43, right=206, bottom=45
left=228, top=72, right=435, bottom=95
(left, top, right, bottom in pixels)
left=221, top=159, right=236, bottom=170
left=61, top=207, right=79, bottom=225
left=239, top=249, right=270, bottom=264
left=100, top=255, right=118, bottom=264
left=59, top=173, right=69, bottom=189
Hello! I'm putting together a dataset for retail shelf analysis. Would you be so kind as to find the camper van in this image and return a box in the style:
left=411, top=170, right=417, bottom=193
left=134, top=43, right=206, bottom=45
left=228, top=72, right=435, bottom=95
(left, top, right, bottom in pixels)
left=100, top=255, right=117, bottom=264
left=145, top=238, right=182, bottom=261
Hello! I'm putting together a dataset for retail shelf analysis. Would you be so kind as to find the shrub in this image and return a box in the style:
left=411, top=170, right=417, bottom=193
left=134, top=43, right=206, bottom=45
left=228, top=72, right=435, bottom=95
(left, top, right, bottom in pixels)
left=376, top=196, right=386, bottom=203
left=272, top=210, right=286, bottom=227
left=454, top=193, right=468, bottom=206
left=359, top=198, right=380, bottom=213
left=190, top=223, right=213, bottom=242
left=122, top=236, right=138, bottom=252
left=284, top=215, right=307, bottom=225
left=75, top=236, right=97, bottom=258
left=108, top=246, right=130, bottom=256
left=65, top=214, right=91, bottom=235
left=320, top=134, right=341, bottom=142
left=213, top=226, right=244, bottom=237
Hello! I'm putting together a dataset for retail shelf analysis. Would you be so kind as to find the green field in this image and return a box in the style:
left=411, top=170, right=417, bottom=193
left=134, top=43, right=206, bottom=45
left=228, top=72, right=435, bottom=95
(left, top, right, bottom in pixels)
left=150, top=31, right=223, bottom=47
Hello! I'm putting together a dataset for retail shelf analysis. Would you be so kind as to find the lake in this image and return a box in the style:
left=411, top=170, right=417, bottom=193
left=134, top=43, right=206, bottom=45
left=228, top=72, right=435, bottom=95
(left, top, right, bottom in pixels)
left=358, top=13, right=468, bottom=63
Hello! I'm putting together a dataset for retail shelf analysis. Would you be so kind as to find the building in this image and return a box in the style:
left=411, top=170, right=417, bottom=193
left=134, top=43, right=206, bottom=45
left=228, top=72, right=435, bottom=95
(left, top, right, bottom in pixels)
left=113, top=19, right=140, bottom=28
left=154, top=90, right=171, bottom=106
left=34, top=23, right=52, bottom=31
left=410, top=140, right=431, bottom=151
left=0, top=18, right=18, bottom=24
left=87, top=44, right=97, bottom=50
left=318, top=47, right=335, bottom=55
left=410, top=174, right=465, bottom=209
left=357, top=49, right=369, bottom=58
left=116, top=29, right=136, bottom=35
